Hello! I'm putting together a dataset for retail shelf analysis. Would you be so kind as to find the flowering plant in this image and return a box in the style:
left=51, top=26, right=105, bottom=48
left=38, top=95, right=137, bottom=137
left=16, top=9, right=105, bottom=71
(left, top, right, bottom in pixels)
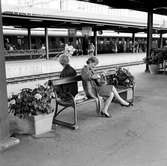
left=143, top=49, right=164, bottom=65
left=143, top=56, right=159, bottom=65
left=8, top=85, right=55, bottom=118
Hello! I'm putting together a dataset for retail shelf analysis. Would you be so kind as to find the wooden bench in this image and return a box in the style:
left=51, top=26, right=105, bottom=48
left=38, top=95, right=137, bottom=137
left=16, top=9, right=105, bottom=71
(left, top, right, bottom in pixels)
left=50, top=74, right=134, bottom=129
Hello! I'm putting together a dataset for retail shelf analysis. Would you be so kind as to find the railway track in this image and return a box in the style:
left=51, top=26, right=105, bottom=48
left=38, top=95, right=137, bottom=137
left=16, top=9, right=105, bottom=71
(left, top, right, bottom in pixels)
left=7, top=60, right=144, bottom=84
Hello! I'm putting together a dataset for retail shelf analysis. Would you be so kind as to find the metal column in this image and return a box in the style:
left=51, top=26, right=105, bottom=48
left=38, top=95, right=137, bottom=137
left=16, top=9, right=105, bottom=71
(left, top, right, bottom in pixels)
left=159, top=32, right=163, bottom=48
left=45, top=27, right=49, bottom=59
left=146, top=10, right=153, bottom=72
left=93, top=29, right=97, bottom=56
left=28, top=27, right=31, bottom=50
left=132, top=32, right=135, bottom=53
left=0, top=1, right=19, bottom=150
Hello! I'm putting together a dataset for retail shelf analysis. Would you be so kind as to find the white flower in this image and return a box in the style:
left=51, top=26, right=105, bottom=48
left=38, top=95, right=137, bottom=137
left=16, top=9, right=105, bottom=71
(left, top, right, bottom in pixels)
left=9, top=99, right=16, bottom=105
left=8, top=94, right=12, bottom=99
left=34, top=93, right=42, bottom=100
left=18, top=94, right=21, bottom=99
left=125, top=79, right=130, bottom=83
left=50, top=92, right=55, bottom=98
left=43, top=81, right=48, bottom=88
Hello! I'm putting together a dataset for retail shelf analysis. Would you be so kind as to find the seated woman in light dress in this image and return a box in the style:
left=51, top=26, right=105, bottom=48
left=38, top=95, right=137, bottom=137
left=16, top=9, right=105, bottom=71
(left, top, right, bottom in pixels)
left=81, top=56, right=132, bottom=118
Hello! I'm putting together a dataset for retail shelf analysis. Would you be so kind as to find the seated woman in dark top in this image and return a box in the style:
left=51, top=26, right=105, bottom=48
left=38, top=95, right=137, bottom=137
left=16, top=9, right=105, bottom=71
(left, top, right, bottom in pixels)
left=58, top=54, right=78, bottom=99
left=81, top=56, right=132, bottom=118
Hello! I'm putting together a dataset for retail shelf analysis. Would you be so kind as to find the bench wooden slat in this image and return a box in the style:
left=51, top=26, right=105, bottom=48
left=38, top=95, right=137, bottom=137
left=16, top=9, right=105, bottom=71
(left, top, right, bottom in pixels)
left=51, top=75, right=81, bottom=86
left=76, top=98, right=96, bottom=104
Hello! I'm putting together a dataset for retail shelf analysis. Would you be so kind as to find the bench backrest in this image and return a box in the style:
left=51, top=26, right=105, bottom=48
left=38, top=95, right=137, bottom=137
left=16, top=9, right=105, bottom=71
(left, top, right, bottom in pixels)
left=50, top=75, right=82, bottom=86
left=49, top=71, right=133, bottom=100
left=49, top=68, right=117, bottom=87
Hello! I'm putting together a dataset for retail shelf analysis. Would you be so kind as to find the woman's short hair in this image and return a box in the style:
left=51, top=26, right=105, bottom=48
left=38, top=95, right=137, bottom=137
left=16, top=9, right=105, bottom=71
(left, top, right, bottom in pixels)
left=58, top=54, right=69, bottom=65
left=86, top=56, right=99, bottom=65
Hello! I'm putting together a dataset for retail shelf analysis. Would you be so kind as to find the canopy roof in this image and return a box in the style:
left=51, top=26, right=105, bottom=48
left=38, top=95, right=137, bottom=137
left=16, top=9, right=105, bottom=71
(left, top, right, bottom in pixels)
left=79, top=0, right=167, bottom=15
left=2, top=11, right=167, bottom=34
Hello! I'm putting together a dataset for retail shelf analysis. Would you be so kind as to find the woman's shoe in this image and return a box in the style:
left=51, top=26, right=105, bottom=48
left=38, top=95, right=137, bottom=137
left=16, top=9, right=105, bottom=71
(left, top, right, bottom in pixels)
left=121, top=102, right=133, bottom=107
left=100, top=111, right=111, bottom=118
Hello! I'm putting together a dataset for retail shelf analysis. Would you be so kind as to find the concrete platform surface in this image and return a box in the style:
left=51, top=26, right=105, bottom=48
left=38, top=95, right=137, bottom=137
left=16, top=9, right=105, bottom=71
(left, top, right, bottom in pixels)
left=6, top=53, right=145, bottom=95
left=5, top=53, right=145, bottom=78
left=2, top=65, right=167, bottom=166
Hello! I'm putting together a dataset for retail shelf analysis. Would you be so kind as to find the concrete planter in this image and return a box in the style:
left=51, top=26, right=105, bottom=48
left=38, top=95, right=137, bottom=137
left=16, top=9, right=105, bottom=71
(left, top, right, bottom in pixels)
left=149, top=64, right=159, bottom=74
left=11, top=98, right=56, bottom=136
left=27, top=112, right=55, bottom=136
left=9, top=112, right=55, bottom=136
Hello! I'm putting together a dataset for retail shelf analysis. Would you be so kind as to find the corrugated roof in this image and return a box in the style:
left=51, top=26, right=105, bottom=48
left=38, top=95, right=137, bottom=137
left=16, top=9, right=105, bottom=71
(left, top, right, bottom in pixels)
left=2, top=6, right=167, bottom=33
left=78, top=0, right=167, bottom=15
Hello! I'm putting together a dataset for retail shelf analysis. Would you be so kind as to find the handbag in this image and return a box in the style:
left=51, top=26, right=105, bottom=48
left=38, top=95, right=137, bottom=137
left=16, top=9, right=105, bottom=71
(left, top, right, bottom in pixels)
left=94, top=73, right=107, bottom=86
left=116, top=67, right=135, bottom=87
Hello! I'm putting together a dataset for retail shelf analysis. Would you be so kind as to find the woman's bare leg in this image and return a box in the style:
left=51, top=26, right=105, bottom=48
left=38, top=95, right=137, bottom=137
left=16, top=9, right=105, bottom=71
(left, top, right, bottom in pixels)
left=112, top=86, right=129, bottom=105
left=102, top=92, right=114, bottom=115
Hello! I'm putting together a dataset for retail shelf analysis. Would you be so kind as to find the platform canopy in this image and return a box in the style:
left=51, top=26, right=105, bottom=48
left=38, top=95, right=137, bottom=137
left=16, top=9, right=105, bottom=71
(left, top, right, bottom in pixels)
left=1, top=11, right=166, bottom=34
left=78, top=0, right=167, bottom=15
left=1, top=11, right=143, bottom=32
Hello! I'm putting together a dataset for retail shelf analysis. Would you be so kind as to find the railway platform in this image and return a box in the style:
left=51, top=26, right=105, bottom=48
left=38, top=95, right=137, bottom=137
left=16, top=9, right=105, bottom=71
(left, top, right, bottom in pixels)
left=6, top=52, right=145, bottom=95
left=5, top=52, right=145, bottom=78
left=1, top=64, right=167, bottom=166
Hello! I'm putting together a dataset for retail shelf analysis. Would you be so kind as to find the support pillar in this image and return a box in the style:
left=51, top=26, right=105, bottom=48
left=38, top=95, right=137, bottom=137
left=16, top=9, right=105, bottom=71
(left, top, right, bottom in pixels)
left=45, top=27, right=49, bottom=59
left=93, top=29, right=97, bottom=56
left=132, top=32, right=135, bottom=53
left=27, top=27, right=31, bottom=50
left=159, top=32, right=163, bottom=48
left=146, top=9, right=153, bottom=72
left=28, top=27, right=32, bottom=59
left=0, top=1, right=19, bottom=151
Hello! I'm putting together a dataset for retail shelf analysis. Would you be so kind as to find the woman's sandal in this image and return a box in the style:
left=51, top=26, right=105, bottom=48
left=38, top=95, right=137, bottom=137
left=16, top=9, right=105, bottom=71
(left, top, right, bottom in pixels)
left=121, top=102, right=133, bottom=107
left=100, top=111, right=111, bottom=118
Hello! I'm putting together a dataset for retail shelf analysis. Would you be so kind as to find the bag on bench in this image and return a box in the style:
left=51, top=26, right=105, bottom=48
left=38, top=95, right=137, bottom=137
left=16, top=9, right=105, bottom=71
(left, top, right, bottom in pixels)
left=116, top=67, right=135, bottom=88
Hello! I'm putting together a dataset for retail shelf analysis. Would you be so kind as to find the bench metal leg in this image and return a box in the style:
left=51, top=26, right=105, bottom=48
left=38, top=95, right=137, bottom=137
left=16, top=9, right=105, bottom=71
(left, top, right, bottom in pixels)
left=124, top=87, right=135, bottom=103
left=163, top=60, right=167, bottom=74
left=53, top=102, right=59, bottom=119
left=53, top=96, right=102, bottom=129
left=73, top=102, right=78, bottom=128
left=53, top=119, right=79, bottom=130
left=53, top=101, right=79, bottom=130
left=132, top=86, right=135, bottom=103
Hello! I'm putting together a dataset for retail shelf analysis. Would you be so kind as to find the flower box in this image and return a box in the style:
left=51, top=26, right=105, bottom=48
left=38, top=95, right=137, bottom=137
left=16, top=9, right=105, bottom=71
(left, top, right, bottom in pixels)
left=27, top=112, right=55, bottom=136
left=8, top=84, right=56, bottom=136
left=9, top=112, right=55, bottom=136
left=149, top=64, right=159, bottom=74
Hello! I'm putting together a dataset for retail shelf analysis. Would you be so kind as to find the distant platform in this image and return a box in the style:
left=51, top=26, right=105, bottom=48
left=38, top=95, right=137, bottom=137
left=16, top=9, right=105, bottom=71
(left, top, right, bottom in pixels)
left=5, top=53, right=145, bottom=78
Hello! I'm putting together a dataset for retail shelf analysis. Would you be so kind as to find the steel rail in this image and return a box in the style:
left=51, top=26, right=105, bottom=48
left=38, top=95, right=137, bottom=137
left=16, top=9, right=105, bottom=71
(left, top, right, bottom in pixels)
left=7, top=60, right=144, bottom=84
